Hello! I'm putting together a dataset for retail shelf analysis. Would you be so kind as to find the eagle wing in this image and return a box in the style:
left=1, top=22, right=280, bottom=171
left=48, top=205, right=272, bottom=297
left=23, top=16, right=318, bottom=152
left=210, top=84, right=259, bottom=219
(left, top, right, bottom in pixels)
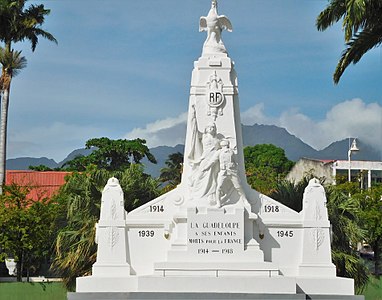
left=199, top=17, right=207, bottom=32
left=218, top=16, right=232, bottom=32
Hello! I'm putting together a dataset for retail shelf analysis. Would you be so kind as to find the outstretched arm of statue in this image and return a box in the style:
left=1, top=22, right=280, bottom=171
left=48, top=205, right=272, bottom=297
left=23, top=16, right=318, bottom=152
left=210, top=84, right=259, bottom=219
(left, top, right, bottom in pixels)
left=188, top=105, right=202, bottom=163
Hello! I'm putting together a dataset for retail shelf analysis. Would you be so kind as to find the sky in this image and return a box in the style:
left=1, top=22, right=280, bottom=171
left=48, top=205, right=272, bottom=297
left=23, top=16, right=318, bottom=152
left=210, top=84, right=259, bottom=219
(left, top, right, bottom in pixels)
left=6, top=0, right=382, bottom=162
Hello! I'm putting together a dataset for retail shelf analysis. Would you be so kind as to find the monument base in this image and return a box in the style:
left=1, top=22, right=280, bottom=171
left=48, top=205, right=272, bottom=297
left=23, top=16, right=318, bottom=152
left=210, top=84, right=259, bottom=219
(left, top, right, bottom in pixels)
left=68, top=291, right=364, bottom=300
left=296, top=277, right=356, bottom=295
left=76, top=275, right=296, bottom=294
left=74, top=275, right=363, bottom=299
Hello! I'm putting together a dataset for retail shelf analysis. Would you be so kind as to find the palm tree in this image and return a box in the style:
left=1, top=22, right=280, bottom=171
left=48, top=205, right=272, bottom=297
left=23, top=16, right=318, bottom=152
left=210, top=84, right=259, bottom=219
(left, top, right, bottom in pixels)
left=270, top=177, right=312, bottom=212
left=0, top=48, right=26, bottom=194
left=0, top=0, right=57, bottom=193
left=52, top=165, right=160, bottom=290
left=0, top=0, right=57, bottom=51
left=271, top=178, right=369, bottom=292
left=159, top=152, right=183, bottom=192
left=325, top=184, right=369, bottom=293
left=317, top=0, right=382, bottom=83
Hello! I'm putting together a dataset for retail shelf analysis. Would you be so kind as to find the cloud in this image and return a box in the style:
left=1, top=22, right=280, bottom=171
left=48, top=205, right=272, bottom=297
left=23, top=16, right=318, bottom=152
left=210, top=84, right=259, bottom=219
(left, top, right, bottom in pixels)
left=241, top=103, right=275, bottom=126
left=125, top=113, right=188, bottom=148
left=11, top=99, right=380, bottom=163
left=242, top=98, right=382, bottom=151
left=127, top=99, right=381, bottom=153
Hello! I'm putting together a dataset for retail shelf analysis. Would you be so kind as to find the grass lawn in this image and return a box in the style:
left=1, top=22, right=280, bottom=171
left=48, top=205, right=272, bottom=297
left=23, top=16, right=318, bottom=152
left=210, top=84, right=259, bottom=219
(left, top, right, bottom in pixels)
left=0, top=282, right=67, bottom=300
left=363, top=276, right=382, bottom=300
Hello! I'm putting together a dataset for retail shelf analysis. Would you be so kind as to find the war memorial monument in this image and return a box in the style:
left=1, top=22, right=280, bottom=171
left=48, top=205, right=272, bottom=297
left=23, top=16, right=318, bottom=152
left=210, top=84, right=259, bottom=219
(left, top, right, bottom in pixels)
left=69, top=1, right=363, bottom=299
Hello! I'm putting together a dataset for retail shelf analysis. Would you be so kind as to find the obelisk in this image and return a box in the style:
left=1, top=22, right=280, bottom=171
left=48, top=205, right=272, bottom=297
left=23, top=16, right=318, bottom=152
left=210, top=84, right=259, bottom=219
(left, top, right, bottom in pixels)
left=180, top=0, right=249, bottom=209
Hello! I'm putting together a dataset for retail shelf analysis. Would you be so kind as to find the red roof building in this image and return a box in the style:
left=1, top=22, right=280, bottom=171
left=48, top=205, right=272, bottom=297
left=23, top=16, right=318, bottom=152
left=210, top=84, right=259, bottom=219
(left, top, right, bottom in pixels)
left=5, top=170, right=71, bottom=201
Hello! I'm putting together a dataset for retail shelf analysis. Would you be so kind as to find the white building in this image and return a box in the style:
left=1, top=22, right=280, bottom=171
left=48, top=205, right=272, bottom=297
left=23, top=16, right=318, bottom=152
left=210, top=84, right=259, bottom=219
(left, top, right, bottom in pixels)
left=286, top=158, right=382, bottom=188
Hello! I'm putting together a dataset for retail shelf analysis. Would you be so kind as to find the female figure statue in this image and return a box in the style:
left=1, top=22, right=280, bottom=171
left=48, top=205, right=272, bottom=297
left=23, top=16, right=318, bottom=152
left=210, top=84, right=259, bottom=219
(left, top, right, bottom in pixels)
left=188, top=106, right=221, bottom=205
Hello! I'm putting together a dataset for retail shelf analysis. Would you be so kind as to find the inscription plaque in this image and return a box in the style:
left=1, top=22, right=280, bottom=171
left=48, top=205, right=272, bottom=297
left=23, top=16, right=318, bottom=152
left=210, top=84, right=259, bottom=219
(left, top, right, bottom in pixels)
left=187, top=207, right=244, bottom=256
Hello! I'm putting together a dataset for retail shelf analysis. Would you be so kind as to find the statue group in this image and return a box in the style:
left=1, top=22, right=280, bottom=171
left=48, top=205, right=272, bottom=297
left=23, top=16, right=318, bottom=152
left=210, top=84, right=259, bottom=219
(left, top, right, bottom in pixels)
left=188, top=105, right=248, bottom=208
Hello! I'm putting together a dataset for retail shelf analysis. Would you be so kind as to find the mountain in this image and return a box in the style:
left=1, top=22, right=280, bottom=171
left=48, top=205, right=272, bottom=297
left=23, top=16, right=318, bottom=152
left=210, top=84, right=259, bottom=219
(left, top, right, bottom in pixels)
left=316, top=139, right=381, bottom=161
left=242, top=124, right=318, bottom=161
left=58, top=147, right=95, bottom=167
left=143, top=144, right=185, bottom=178
left=6, top=124, right=381, bottom=176
left=6, top=157, right=58, bottom=170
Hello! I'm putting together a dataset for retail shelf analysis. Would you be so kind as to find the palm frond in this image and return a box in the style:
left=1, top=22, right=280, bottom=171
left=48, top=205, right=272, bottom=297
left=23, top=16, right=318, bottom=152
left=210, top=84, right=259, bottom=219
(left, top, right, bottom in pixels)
left=332, top=250, right=369, bottom=293
left=317, top=0, right=382, bottom=83
left=343, top=0, right=367, bottom=41
left=0, top=0, right=56, bottom=51
left=334, top=27, right=382, bottom=83
left=316, top=0, right=346, bottom=31
left=0, top=47, right=27, bottom=90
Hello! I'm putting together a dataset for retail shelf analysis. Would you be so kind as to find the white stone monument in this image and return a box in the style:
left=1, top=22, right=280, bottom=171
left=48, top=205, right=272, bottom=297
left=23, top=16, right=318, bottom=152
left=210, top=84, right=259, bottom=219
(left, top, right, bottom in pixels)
left=70, top=2, right=363, bottom=299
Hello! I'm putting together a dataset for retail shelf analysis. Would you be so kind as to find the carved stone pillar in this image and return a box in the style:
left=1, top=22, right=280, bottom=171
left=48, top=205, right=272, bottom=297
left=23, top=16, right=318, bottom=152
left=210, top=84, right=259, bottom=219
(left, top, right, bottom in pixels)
left=298, top=178, right=336, bottom=277
left=92, top=177, right=131, bottom=276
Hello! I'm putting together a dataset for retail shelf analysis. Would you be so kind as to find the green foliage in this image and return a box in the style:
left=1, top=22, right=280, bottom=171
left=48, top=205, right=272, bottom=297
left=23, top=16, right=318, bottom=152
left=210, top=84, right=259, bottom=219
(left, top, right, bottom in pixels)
left=316, top=0, right=382, bottom=83
left=28, top=164, right=60, bottom=171
left=271, top=178, right=369, bottom=292
left=327, top=183, right=382, bottom=276
left=62, top=137, right=157, bottom=172
left=0, top=47, right=27, bottom=84
left=325, top=183, right=369, bottom=292
left=244, top=144, right=294, bottom=195
left=159, top=152, right=183, bottom=192
left=363, top=275, right=382, bottom=299
left=0, top=0, right=56, bottom=193
left=0, top=183, right=58, bottom=281
left=46, top=137, right=159, bottom=289
left=352, top=185, right=382, bottom=275
left=270, top=176, right=312, bottom=212
left=52, top=164, right=160, bottom=290
left=0, top=0, right=57, bottom=51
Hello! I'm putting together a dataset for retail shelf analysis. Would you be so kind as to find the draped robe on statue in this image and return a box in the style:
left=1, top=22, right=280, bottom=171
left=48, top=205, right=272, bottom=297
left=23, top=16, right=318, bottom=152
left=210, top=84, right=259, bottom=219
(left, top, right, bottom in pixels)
left=188, top=114, right=221, bottom=204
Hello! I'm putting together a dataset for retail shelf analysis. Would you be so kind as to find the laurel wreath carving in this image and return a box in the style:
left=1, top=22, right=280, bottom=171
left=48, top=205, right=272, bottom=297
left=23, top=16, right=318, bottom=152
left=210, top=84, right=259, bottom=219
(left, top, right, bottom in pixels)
left=312, top=228, right=324, bottom=251
left=108, top=226, right=119, bottom=249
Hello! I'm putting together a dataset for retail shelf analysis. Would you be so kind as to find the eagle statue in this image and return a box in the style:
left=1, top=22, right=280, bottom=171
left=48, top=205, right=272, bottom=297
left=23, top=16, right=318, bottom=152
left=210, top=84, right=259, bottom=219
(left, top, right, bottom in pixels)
left=199, top=0, right=232, bottom=55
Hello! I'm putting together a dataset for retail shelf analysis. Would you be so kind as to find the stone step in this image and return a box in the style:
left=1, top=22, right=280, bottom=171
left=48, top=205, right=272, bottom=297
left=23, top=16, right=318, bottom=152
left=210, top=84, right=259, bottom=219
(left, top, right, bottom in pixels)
left=68, top=292, right=364, bottom=300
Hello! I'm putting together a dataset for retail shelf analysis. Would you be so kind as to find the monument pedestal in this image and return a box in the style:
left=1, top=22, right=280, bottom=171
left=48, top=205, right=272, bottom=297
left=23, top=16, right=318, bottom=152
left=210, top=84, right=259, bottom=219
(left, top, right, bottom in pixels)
left=75, top=275, right=296, bottom=294
left=69, top=291, right=363, bottom=300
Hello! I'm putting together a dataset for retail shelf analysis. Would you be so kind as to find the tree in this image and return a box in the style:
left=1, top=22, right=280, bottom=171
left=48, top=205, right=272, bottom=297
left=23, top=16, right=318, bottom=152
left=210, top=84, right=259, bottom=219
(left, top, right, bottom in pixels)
left=270, top=176, right=312, bottom=212
left=52, top=165, right=160, bottom=290
left=159, top=152, right=183, bottom=192
left=271, top=178, right=369, bottom=292
left=28, top=164, right=59, bottom=171
left=317, top=0, right=382, bottom=83
left=353, top=185, right=382, bottom=275
left=0, top=183, right=58, bottom=281
left=244, top=144, right=294, bottom=195
left=0, top=48, right=26, bottom=194
left=0, top=0, right=57, bottom=193
left=325, top=183, right=369, bottom=292
left=51, top=137, right=158, bottom=289
left=63, top=137, right=157, bottom=172
left=0, top=0, right=56, bottom=52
